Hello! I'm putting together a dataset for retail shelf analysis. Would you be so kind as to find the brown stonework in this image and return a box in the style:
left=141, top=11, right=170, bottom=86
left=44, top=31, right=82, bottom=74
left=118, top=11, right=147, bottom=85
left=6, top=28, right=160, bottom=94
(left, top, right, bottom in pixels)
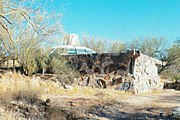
left=64, top=50, right=163, bottom=94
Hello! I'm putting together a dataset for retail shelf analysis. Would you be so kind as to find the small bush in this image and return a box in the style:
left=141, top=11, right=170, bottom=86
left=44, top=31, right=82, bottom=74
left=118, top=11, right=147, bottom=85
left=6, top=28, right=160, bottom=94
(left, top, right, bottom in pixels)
left=13, top=90, right=41, bottom=104
left=48, top=51, right=80, bottom=84
left=160, top=70, right=180, bottom=82
left=45, top=106, right=85, bottom=120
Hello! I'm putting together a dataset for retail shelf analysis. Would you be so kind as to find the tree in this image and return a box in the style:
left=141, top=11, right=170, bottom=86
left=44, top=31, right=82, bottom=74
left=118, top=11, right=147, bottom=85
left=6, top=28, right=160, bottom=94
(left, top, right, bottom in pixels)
left=161, top=40, right=180, bottom=71
left=81, top=34, right=107, bottom=53
left=0, top=0, right=63, bottom=50
left=129, top=37, right=166, bottom=59
left=81, top=34, right=126, bottom=53
left=63, top=34, right=70, bottom=45
left=0, top=0, right=64, bottom=74
left=107, top=41, right=126, bottom=53
left=159, top=40, right=180, bottom=81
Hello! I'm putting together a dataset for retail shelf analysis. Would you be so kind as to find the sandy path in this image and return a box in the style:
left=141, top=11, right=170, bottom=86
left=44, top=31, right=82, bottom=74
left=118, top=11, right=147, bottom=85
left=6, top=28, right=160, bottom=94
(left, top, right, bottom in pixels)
left=46, top=89, right=180, bottom=119
left=123, top=90, right=180, bottom=107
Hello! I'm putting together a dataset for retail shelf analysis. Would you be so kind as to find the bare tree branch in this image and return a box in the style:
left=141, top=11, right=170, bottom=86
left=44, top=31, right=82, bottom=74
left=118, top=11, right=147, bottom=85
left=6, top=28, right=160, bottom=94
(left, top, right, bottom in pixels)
left=0, top=15, right=12, bottom=24
left=0, top=21, right=13, bottom=44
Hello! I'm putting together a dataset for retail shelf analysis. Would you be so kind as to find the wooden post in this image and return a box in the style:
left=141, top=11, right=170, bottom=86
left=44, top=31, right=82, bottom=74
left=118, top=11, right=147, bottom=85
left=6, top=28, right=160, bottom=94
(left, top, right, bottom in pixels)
left=7, top=59, right=9, bottom=68
left=13, top=59, right=15, bottom=72
left=42, top=67, right=45, bottom=76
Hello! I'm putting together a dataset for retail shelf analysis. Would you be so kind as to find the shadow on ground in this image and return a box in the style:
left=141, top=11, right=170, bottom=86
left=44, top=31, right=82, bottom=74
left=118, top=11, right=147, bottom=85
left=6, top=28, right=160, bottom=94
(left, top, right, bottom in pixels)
left=88, top=101, right=178, bottom=120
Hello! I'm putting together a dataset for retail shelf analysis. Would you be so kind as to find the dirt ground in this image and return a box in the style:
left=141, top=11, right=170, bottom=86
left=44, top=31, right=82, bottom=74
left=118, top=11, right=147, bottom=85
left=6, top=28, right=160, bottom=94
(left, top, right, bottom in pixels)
left=1, top=73, right=179, bottom=119
left=46, top=89, right=180, bottom=120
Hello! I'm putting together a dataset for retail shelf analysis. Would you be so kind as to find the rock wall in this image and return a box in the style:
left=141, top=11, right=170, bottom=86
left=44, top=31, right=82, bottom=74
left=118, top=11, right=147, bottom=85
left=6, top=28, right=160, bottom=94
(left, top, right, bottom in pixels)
left=133, top=54, right=163, bottom=93
left=66, top=50, right=138, bottom=75
left=164, top=83, right=180, bottom=90
left=65, top=50, right=163, bottom=94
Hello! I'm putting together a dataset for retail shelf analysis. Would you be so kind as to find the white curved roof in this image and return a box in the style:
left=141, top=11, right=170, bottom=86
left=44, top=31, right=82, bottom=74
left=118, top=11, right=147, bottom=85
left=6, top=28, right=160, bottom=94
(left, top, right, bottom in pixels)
left=51, top=45, right=96, bottom=55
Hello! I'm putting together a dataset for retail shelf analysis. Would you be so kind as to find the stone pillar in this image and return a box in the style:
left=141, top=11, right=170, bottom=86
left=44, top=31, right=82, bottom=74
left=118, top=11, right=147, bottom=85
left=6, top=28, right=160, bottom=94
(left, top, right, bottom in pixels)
left=133, top=54, right=162, bottom=93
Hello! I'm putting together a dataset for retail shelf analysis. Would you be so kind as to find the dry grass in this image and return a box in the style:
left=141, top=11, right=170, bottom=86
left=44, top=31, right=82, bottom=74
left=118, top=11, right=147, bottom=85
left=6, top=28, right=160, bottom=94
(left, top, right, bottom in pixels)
left=0, top=72, right=63, bottom=97
left=0, top=72, right=130, bottom=103
left=0, top=110, right=26, bottom=120
left=44, top=86, right=131, bottom=101
left=0, top=72, right=179, bottom=120
left=0, top=72, right=131, bottom=120
left=0, top=72, right=65, bottom=119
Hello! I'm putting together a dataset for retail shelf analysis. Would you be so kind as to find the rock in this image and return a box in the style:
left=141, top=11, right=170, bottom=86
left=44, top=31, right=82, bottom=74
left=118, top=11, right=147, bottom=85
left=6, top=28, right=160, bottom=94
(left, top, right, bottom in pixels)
left=172, top=106, right=180, bottom=118
left=64, top=85, right=73, bottom=90
left=11, top=101, right=18, bottom=106
left=46, top=98, right=51, bottom=104
left=32, top=105, right=38, bottom=111
left=112, top=75, right=123, bottom=85
left=83, top=76, right=90, bottom=86
left=18, top=102, right=29, bottom=112
left=96, top=79, right=106, bottom=88
left=103, top=74, right=111, bottom=81
left=118, top=82, right=133, bottom=92
left=0, top=108, right=4, bottom=113
left=164, top=83, right=180, bottom=90
left=44, top=98, right=51, bottom=106
left=133, top=54, right=161, bottom=93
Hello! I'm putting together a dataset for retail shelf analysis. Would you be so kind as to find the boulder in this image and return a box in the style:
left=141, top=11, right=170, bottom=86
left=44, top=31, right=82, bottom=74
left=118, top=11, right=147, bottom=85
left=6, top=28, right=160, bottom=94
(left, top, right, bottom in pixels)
left=172, top=106, right=180, bottom=118
left=112, top=75, right=124, bottom=85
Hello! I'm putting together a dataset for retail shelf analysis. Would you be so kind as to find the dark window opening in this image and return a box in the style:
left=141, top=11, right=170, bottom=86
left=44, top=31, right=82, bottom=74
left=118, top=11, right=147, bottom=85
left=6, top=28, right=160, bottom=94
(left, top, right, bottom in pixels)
left=129, top=57, right=135, bottom=74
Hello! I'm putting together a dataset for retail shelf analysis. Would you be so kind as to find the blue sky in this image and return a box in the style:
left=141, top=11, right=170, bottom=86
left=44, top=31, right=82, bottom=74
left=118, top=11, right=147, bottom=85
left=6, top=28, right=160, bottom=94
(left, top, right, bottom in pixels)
left=47, top=0, right=180, bottom=43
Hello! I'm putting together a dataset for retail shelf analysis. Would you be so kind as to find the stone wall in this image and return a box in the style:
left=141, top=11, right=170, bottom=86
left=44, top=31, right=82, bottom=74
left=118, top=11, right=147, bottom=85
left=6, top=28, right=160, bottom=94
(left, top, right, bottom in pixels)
left=164, top=83, right=180, bottom=90
left=133, top=54, right=163, bottom=93
left=66, top=50, right=137, bottom=75
left=64, top=50, right=163, bottom=94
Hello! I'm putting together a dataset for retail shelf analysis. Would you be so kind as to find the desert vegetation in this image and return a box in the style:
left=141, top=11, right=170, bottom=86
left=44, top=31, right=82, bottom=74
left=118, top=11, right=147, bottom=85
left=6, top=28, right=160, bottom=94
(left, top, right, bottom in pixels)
left=0, top=72, right=179, bottom=119
left=81, top=34, right=126, bottom=53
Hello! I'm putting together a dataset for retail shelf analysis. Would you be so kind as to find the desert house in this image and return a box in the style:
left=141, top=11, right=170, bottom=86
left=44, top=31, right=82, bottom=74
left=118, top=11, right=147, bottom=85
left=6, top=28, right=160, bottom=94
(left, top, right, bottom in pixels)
left=0, top=48, right=164, bottom=94
left=66, top=49, right=164, bottom=94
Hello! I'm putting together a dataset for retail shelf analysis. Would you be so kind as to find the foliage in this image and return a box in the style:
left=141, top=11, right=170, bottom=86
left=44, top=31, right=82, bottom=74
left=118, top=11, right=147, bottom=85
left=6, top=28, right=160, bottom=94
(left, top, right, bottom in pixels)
left=17, top=35, right=49, bottom=75
left=63, top=34, right=70, bottom=45
left=0, top=0, right=63, bottom=70
left=107, top=41, right=126, bottom=53
left=0, top=0, right=67, bottom=76
left=167, top=42, right=180, bottom=65
left=48, top=52, right=80, bottom=84
left=160, top=41, right=180, bottom=80
left=17, top=37, right=79, bottom=81
left=129, top=37, right=166, bottom=59
left=81, top=34, right=107, bottom=53
left=160, top=69, right=180, bottom=82
left=81, top=34, right=126, bottom=53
